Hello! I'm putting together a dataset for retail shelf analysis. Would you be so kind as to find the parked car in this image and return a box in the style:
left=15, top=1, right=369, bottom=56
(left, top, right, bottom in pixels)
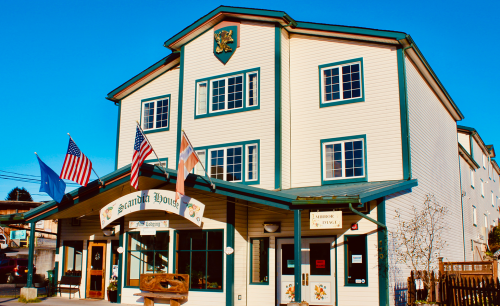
left=0, top=258, right=36, bottom=283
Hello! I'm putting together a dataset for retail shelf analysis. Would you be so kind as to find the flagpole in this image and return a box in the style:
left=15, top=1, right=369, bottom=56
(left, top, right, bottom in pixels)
left=181, top=130, right=216, bottom=190
left=135, top=121, right=170, bottom=179
left=67, top=133, right=104, bottom=185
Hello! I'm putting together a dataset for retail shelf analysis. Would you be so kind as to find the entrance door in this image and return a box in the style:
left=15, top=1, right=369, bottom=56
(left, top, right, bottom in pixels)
left=277, top=237, right=336, bottom=306
left=86, top=241, right=107, bottom=299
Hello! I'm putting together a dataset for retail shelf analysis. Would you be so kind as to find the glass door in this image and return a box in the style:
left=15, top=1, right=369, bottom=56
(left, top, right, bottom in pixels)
left=86, top=241, right=107, bottom=299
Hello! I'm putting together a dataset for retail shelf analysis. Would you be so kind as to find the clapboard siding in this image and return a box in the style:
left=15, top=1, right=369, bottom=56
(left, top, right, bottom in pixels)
left=246, top=201, right=380, bottom=306
left=281, top=28, right=291, bottom=190
left=458, top=132, right=470, bottom=153
left=289, top=34, right=403, bottom=188
left=385, top=56, right=463, bottom=304
left=182, top=21, right=276, bottom=190
left=117, top=68, right=180, bottom=169
left=234, top=200, right=248, bottom=306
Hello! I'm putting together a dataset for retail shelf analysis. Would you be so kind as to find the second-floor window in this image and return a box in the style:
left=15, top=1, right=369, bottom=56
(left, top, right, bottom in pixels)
left=473, top=206, right=477, bottom=226
left=195, top=69, right=260, bottom=118
left=319, top=58, right=364, bottom=106
left=141, top=95, right=170, bottom=133
left=470, top=169, right=475, bottom=188
left=322, top=136, right=366, bottom=183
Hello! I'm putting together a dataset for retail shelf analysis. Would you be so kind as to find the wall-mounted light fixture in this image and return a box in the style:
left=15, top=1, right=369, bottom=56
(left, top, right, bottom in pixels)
left=263, top=222, right=281, bottom=233
left=102, top=228, right=115, bottom=237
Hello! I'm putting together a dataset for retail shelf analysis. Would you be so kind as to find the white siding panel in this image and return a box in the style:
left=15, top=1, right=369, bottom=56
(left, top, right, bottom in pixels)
left=182, top=21, right=276, bottom=190
left=117, top=68, right=180, bottom=169
left=289, top=34, right=403, bottom=188
left=386, top=56, right=463, bottom=303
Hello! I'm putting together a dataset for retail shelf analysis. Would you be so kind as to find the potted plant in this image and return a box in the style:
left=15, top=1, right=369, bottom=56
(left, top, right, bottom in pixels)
left=107, top=279, right=118, bottom=303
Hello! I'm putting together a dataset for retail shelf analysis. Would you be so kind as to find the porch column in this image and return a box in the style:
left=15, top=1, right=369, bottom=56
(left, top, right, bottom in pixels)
left=294, top=210, right=302, bottom=302
left=27, top=222, right=36, bottom=288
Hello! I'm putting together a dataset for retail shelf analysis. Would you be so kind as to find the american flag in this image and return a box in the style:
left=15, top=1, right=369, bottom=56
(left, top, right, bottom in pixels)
left=60, top=138, right=92, bottom=186
left=131, top=126, right=153, bottom=189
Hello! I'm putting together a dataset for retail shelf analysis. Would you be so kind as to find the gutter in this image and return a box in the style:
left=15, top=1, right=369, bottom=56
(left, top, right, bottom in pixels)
left=348, top=203, right=386, bottom=229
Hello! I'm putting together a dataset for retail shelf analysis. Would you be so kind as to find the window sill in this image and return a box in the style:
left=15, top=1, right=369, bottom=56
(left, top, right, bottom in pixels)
left=188, top=288, right=224, bottom=292
left=320, top=98, right=364, bottom=108
left=144, top=127, right=170, bottom=134
left=249, top=282, right=269, bottom=286
left=344, top=283, right=368, bottom=287
left=195, top=105, right=259, bottom=119
left=322, top=177, right=367, bottom=185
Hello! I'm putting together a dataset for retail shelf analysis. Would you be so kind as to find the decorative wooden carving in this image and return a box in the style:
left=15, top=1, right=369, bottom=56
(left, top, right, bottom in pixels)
left=139, top=274, right=189, bottom=294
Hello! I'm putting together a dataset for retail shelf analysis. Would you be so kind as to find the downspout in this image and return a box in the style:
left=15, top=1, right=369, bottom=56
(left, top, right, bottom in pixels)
left=348, top=203, right=386, bottom=229
left=458, top=149, right=467, bottom=261
left=401, top=41, right=413, bottom=180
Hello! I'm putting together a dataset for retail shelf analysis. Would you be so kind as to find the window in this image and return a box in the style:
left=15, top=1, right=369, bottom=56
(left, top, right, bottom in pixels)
left=345, top=235, right=368, bottom=286
left=195, top=69, right=260, bottom=118
left=497, top=196, right=499, bottom=209
left=126, top=232, right=169, bottom=287
left=250, top=238, right=269, bottom=285
left=194, top=151, right=206, bottom=176
left=141, top=95, right=170, bottom=133
left=146, top=158, right=168, bottom=170
left=470, top=169, right=475, bottom=188
left=195, top=141, right=260, bottom=184
left=175, top=230, right=223, bottom=291
left=63, top=241, right=83, bottom=276
left=484, top=214, right=488, bottom=228
left=319, top=58, right=364, bottom=106
left=481, top=179, right=484, bottom=197
left=492, top=191, right=495, bottom=207
left=473, top=206, right=477, bottom=226
left=322, top=136, right=366, bottom=184
left=482, top=154, right=486, bottom=168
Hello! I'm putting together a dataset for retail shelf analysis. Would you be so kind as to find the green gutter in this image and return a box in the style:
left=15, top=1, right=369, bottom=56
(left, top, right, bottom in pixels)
left=114, top=100, right=121, bottom=170
left=274, top=25, right=282, bottom=190
left=294, top=21, right=406, bottom=40
left=176, top=46, right=185, bottom=169
left=397, top=47, right=412, bottom=180
left=458, top=153, right=466, bottom=261
left=348, top=203, right=386, bottom=229
left=377, top=199, right=389, bottom=306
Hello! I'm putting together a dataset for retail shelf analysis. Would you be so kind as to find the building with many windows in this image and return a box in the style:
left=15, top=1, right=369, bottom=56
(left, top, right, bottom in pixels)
left=1, top=6, right=498, bottom=306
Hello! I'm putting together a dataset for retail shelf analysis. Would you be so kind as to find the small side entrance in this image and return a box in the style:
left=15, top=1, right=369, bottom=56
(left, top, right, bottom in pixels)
left=86, top=241, right=107, bottom=299
left=277, top=237, right=336, bottom=306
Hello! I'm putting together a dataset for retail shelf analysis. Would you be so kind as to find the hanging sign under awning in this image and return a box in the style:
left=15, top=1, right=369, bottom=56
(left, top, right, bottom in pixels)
left=129, top=220, right=169, bottom=228
left=310, top=211, right=342, bottom=229
left=100, top=189, right=205, bottom=229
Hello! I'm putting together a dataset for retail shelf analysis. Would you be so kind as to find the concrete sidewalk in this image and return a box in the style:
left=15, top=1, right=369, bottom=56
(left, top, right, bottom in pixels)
left=0, top=297, right=136, bottom=305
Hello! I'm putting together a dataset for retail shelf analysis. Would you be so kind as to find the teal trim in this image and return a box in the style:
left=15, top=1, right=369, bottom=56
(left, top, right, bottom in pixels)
left=320, top=135, right=368, bottom=185
left=335, top=236, right=338, bottom=306
left=458, top=156, right=466, bottom=260
left=115, top=101, right=121, bottom=171
left=249, top=237, right=269, bottom=285
left=140, top=94, right=171, bottom=134
left=27, top=223, right=35, bottom=287
left=275, top=25, right=282, bottom=190
left=107, top=53, right=180, bottom=100
left=348, top=203, right=386, bottom=229
left=377, top=199, right=389, bottom=306
left=397, top=48, right=411, bottom=180
left=344, top=234, right=368, bottom=287
left=318, top=58, right=365, bottom=107
left=226, top=200, right=235, bottom=306
left=295, top=21, right=406, bottom=40
left=117, top=217, right=124, bottom=303
left=176, top=46, right=185, bottom=169
left=293, top=210, right=302, bottom=302
left=194, top=68, right=260, bottom=119
left=194, top=139, right=261, bottom=185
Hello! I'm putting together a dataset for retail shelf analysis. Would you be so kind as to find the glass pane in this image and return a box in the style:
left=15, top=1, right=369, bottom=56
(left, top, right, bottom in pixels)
left=152, top=251, right=169, bottom=273
left=191, top=251, right=207, bottom=289
left=177, top=231, right=191, bottom=251
left=342, top=63, right=361, bottom=100
left=129, top=233, right=141, bottom=251
left=192, top=231, right=207, bottom=250
left=177, top=251, right=190, bottom=279
left=207, top=231, right=223, bottom=250
left=227, top=75, right=243, bottom=110
left=194, top=151, right=205, bottom=175
left=281, top=244, right=294, bottom=275
left=64, top=241, right=83, bottom=276
left=143, top=102, right=154, bottom=130
left=156, top=99, right=169, bottom=128
left=346, top=235, right=367, bottom=285
left=345, top=140, right=363, bottom=177
left=248, top=73, right=258, bottom=106
left=310, top=243, right=331, bottom=276
left=251, top=238, right=269, bottom=283
left=210, top=149, right=224, bottom=180
left=207, top=251, right=223, bottom=289
left=247, top=145, right=258, bottom=181
left=226, top=147, right=242, bottom=181
left=324, top=68, right=340, bottom=101
left=198, top=83, right=207, bottom=115
left=155, top=232, right=169, bottom=250
left=90, top=246, right=103, bottom=270
left=212, top=79, right=225, bottom=111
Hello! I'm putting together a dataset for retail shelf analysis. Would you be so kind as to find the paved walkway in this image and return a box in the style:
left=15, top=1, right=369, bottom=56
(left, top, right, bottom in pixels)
left=0, top=297, right=136, bottom=305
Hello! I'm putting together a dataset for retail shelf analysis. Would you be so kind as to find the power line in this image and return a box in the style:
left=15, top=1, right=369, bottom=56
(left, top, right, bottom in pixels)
left=0, top=174, right=81, bottom=186
left=0, top=170, right=40, bottom=178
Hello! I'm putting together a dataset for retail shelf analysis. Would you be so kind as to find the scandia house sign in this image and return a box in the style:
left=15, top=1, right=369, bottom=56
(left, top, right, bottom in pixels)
left=99, top=189, right=205, bottom=228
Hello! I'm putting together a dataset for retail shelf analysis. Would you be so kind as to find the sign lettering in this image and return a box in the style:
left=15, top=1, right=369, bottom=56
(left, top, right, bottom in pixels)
left=310, top=211, right=342, bottom=229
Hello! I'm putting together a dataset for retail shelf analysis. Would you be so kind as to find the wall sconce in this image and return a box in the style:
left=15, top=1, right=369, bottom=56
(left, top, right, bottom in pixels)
left=102, top=228, right=115, bottom=237
left=263, top=222, right=281, bottom=233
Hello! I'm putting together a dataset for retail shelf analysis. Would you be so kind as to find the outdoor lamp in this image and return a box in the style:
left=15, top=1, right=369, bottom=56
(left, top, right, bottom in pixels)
left=263, top=222, right=280, bottom=233
left=102, top=228, right=115, bottom=236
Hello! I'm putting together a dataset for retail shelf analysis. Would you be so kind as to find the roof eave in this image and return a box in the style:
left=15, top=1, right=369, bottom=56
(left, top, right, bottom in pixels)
left=459, top=143, right=480, bottom=169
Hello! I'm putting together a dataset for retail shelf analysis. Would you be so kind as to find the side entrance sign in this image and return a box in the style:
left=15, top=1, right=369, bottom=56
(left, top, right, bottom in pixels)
left=310, top=211, right=342, bottom=229
left=100, top=189, right=205, bottom=229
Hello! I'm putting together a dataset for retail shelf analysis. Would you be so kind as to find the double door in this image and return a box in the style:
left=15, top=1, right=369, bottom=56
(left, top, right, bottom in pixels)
left=277, top=237, right=335, bottom=306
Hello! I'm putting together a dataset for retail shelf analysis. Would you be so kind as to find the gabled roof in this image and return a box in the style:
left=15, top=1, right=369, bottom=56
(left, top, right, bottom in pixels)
left=459, top=143, right=480, bottom=169
left=0, top=163, right=417, bottom=225
left=458, top=125, right=495, bottom=158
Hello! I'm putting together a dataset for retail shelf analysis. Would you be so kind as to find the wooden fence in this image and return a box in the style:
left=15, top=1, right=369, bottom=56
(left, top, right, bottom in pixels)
left=439, top=258, right=498, bottom=280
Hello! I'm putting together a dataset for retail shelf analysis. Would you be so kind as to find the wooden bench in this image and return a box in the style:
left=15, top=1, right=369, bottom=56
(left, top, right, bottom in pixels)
left=56, top=276, right=81, bottom=299
left=134, top=273, right=189, bottom=306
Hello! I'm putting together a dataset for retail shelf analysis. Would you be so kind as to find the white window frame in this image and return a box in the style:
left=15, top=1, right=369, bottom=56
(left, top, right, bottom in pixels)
left=484, top=214, right=488, bottom=228
left=246, top=71, right=259, bottom=107
left=481, top=179, right=484, bottom=197
left=207, top=145, right=244, bottom=182
left=196, top=82, right=208, bottom=116
left=492, top=191, right=495, bottom=207
left=209, top=74, right=245, bottom=113
left=473, top=206, right=477, bottom=226
left=482, top=154, right=486, bottom=168
left=193, top=150, right=206, bottom=176
left=470, top=169, right=475, bottom=188
left=322, top=138, right=365, bottom=181
left=246, top=144, right=258, bottom=182
left=141, top=98, right=170, bottom=131
left=320, top=61, right=363, bottom=104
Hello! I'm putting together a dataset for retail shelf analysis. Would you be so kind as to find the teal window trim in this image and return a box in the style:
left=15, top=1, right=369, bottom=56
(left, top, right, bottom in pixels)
left=194, top=68, right=260, bottom=119
left=145, top=157, right=168, bottom=170
left=123, top=231, right=170, bottom=289
left=140, top=94, right=171, bottom=134
left=320, top=135, right=368, bottom=185
left=249, top=237, right=270, bottom=285
left=471, top=168, right=475, bottom=189
left=473, top=205, right=477, bottom=226
left=344, top=234, right=368, bottom=287
left=481, top=179, right=485, bottom=197
left=173, top=229, right=225, bottom=292
left=318, top=58, right=365, bottom=108
left=194, top=139, right=260, bottom=185
left=62, top=240, right=84, bottom=277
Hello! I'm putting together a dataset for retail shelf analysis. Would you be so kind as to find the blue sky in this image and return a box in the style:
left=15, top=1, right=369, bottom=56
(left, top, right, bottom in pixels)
left=0, top=0, right=498, bottom=201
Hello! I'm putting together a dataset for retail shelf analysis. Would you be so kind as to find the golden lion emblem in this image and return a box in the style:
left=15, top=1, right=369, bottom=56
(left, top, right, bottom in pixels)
left=214, top=30, right=234, bottom=54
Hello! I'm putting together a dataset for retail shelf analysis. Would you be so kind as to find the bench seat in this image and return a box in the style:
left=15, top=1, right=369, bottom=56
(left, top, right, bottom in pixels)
left=134, top=292, right=187, bottom=306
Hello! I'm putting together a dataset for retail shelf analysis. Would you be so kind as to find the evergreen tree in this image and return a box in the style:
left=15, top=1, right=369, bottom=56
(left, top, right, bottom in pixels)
left=5, top=187, right=33, bottom=201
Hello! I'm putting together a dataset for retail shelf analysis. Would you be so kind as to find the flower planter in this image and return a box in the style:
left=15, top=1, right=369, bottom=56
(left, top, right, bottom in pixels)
left=107, top=290, right=118, bottom=303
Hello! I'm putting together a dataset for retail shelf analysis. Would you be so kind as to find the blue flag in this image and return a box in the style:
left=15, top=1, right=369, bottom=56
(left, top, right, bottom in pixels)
left=37, top=156, right=66, bottom=203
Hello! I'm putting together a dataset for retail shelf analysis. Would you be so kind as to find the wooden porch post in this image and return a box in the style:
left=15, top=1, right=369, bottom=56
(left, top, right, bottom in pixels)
left=27, top=222, right=36, bottom=288
left=294, top=210, right=302, bottom=302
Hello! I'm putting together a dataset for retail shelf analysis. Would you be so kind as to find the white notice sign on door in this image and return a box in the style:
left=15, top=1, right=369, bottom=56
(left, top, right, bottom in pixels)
left=310, top=211, right=342, bottom=229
